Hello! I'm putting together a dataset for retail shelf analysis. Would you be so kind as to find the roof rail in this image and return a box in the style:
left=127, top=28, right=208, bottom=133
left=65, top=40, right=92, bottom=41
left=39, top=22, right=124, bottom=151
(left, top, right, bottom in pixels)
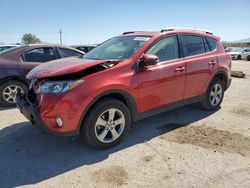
left=161, top=27, right=213, bottom=35
left=122, top=31, right=137, bottom=35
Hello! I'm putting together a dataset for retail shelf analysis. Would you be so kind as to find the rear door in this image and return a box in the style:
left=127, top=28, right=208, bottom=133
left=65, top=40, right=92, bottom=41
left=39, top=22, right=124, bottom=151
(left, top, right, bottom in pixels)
left=180, top=35, right=218, bottom=99
left=137, top=35, right=186, bottom=112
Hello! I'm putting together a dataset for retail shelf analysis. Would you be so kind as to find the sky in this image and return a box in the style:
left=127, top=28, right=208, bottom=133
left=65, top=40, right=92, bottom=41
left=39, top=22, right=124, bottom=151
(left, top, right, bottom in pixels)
left=0, top=0, right=250, bottom=45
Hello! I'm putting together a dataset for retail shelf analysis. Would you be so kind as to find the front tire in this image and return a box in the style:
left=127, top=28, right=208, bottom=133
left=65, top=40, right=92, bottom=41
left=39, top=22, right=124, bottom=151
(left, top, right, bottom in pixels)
left=81, top=98, right=131, bottom=149
left=201, top=78, right=224, bottom=111
left=0, top=80, right=28, bottom=107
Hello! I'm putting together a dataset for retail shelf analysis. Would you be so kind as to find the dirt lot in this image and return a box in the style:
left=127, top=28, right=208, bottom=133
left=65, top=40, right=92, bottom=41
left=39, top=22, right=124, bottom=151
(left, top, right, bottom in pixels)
left=0, top=60, right=250, bottom=188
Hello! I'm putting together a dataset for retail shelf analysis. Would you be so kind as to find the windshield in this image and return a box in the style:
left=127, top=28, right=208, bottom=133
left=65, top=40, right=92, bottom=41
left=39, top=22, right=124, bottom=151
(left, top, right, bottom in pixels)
left=84, top=36, right=151, bottom=60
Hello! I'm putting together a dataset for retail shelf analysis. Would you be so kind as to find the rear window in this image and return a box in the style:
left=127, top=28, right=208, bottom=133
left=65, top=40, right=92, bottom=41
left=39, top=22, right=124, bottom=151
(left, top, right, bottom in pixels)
left=206, top=37, right=217, bottom=51
left=182, top=35, right=205, bottom=57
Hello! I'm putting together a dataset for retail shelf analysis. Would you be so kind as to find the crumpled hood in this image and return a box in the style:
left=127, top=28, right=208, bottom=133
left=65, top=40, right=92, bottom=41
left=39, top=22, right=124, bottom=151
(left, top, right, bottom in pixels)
left=26, top=57, right=117, bottom=80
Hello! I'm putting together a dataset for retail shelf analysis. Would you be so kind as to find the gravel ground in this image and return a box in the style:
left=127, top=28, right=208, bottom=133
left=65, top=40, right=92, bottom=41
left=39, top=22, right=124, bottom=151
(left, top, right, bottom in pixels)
left=0, top=60, right=250, bottom=188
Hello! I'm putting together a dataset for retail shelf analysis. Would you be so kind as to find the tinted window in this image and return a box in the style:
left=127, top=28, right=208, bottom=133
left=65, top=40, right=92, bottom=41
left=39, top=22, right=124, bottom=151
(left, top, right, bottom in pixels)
left=146, top=35, right=179, bottom=62
left=203, top=38, right=210, bottom=52
left=206, top=37, right=217, bottom=51
left=76, top=47, right=88, bottom=53
left=23, top=48, right=56, bottom=63
left=88, top=47, right=95, bottom=51
left=59, top=48, right=82, bottom=57
left=182, top=35, right=205, bottom=57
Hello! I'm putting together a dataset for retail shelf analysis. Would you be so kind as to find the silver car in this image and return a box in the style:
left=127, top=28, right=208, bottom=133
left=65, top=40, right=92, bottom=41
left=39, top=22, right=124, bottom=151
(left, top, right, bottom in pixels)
left=241, top=48, right=250, bottom=61
left=227, top=47, right=243, bottom=60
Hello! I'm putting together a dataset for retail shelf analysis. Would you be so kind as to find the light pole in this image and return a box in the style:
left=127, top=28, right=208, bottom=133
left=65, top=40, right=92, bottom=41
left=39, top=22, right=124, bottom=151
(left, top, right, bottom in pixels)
left=59, top=29, right=62, bottom=45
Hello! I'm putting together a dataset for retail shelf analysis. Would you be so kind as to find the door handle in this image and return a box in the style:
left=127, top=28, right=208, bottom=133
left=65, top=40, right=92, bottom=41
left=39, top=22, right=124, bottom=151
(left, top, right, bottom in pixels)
left=175, top=67, right=185, bottom=72
left=209, top=60, right=216, bottom=65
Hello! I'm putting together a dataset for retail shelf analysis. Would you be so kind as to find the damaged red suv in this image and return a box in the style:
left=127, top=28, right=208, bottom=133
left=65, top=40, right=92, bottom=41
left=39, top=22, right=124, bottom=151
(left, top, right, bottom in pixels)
left=17, top=28, right=232, bottom=148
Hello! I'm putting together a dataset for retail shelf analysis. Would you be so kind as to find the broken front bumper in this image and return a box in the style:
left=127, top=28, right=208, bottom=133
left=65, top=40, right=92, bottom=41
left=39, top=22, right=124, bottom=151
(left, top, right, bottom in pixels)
left=16, top=93, right=77, bottom=137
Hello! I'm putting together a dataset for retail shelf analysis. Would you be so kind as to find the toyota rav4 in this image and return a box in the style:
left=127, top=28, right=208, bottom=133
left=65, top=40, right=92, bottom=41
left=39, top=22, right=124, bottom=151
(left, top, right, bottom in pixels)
left=16, top=28, right=232, bottom=149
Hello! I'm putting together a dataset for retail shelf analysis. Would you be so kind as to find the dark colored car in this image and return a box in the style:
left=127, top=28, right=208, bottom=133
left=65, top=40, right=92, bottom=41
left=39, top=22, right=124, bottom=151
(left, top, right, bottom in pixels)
left=17, top=28, right=231, bottom=149
left=0, top=44, right=84, bottom=106
left=71, top=45, right=97, bottom=54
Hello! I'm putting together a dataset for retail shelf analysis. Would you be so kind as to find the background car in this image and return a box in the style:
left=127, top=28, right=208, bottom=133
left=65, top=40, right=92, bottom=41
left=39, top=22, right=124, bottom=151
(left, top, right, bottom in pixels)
left=241, top=48, right=250, bottom=61
left=0, top=44, right=20, bottom=52
left=0, top=44, right=84, bottom=106
left=71, top=44, right=97, bottom=54
left=227, top=47, right=243, bottom=60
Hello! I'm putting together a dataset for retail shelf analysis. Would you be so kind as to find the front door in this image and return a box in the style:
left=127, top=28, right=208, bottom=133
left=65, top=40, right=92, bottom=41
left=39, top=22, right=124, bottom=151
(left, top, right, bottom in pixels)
left=137, top=35, right=186, bottom=113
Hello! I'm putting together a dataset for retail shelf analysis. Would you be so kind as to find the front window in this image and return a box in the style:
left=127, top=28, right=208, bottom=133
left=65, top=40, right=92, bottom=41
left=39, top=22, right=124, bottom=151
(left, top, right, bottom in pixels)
left=58, top=48, right=83, bottom=58
left=84, top=36, right=151, bottom=60
left=146, top=35, right=179, bottom=62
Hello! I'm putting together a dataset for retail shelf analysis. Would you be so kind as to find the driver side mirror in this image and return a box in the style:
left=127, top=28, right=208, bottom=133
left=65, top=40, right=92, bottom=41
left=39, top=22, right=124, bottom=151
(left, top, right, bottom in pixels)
left=139, top=54, right=159, bottom=69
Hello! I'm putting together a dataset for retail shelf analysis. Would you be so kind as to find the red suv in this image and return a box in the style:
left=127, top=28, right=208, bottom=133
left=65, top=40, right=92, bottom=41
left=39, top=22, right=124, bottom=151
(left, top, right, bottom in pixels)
left=17, top=28, right=232, bottom=149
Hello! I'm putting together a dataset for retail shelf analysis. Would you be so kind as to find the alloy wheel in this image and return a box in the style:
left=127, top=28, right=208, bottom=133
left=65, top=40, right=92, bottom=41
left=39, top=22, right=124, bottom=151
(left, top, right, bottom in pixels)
left=209, top=83, right=223, bottom=106
left=95, top=108, right=125, bottom=144
left=2, top=85, right=24, bottom=104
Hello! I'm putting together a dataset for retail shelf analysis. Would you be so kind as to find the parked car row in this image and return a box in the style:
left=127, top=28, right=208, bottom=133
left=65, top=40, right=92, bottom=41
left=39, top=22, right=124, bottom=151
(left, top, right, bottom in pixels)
left=225, top=47, right=250, bottom=61
left=13, top=28, right=232, bottom=149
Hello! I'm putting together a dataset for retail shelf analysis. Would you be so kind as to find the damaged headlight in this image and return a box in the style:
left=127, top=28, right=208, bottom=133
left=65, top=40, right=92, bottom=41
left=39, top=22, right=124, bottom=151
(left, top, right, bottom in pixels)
left=36, top=80, right=84, bottom=95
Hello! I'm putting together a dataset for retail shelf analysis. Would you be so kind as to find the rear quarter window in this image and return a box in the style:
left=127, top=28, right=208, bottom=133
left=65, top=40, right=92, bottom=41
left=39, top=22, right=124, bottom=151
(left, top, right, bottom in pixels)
left=206, top=37, right=217, bottom=51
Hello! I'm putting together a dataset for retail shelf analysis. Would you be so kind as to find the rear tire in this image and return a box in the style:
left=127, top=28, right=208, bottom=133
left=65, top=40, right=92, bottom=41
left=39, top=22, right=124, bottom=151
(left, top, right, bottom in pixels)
left=237, top=55, right=241, bottom=60
left=201, top=78, right=224, bottom=111
left=81, top=98, right=131, bottom=149
left=0, top=80, right=28, bottom=107
left=247, top=55, right=250, bottom=61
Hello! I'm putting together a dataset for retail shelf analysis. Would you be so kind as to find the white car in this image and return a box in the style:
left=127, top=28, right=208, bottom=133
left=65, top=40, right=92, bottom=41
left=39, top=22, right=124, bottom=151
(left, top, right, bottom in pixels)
left=227, top=47, right=243, bottom=60
left=241, top=48, right=250, bottom=61
left=0, top=45, right=19, bottom=52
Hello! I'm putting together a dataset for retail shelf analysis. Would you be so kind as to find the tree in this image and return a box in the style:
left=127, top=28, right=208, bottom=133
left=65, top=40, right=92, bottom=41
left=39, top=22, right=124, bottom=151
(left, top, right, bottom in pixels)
left=21, top=33, right=41, bottom=44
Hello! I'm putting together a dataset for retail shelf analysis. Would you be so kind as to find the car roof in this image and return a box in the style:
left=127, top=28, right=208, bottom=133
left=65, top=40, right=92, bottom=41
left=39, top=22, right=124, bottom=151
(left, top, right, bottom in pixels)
left=0, top=44, right=85, bottom=56
left=121, top=28, right=220, bottom=40
left=0, top=44, right=19, bottom=47
left=26, top=43, right=83, bottom=52
left=71, top=44, right=97, bottom=47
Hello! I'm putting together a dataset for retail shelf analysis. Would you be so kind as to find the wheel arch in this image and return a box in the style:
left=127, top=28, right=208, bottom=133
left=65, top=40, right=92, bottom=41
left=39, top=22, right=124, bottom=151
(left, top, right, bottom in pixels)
left=77, top=89, right=138, bottom=135
left=209, top=71, right=228, bottom=90
left=0, top=76, right=29, bottom=86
